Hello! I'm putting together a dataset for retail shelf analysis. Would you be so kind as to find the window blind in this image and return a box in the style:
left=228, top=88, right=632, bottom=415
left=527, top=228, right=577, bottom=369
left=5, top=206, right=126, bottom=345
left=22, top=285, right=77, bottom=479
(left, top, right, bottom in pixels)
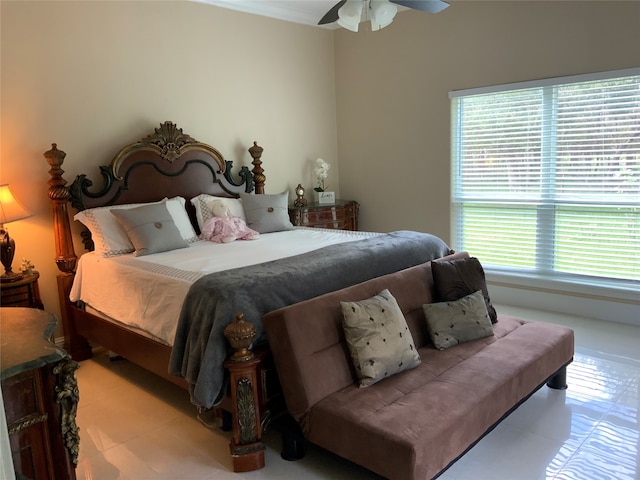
left=450, top=70, right=640, bottom=285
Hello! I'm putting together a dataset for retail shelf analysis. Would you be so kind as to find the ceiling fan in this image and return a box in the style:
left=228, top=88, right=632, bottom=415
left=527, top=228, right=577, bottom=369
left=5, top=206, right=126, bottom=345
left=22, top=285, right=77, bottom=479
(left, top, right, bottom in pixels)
left=319, top=0, right=449, bottom=32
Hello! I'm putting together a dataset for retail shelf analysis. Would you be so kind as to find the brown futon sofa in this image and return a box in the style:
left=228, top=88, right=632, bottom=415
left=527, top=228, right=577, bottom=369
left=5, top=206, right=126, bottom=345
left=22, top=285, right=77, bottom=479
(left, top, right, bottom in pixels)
left=263, top=251, right=574, bottom=480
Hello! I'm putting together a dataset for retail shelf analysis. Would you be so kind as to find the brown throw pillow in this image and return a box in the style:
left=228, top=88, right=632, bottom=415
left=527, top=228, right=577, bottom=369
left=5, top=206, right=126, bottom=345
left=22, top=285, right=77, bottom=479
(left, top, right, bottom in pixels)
left=431, top=257, right=498, bottom=323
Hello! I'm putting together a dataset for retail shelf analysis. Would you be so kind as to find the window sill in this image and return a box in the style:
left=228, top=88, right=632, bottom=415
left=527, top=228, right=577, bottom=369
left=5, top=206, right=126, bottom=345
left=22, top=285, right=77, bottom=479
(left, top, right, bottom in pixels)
left=485, top=269, right=639, bottom=305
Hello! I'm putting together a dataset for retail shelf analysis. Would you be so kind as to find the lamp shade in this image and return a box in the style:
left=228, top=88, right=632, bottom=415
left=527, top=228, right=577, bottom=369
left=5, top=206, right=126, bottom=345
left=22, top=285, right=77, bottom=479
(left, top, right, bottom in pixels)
left=0, top=184, right=31, bottom=225
left=338, top=0, right=363, bottom=32
left=370, top=0, right=397, bottom=30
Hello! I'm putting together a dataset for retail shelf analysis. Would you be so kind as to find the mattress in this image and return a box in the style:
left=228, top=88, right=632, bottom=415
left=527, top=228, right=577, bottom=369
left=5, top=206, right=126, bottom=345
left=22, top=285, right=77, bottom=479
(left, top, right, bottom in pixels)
left=70, top=227, right=381, bottom=345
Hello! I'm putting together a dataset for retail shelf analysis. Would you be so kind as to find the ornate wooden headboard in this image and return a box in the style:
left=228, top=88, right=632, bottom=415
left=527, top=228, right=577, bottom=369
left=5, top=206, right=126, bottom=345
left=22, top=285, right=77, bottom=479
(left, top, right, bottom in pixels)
left=45, top=121, right=267, bottom=274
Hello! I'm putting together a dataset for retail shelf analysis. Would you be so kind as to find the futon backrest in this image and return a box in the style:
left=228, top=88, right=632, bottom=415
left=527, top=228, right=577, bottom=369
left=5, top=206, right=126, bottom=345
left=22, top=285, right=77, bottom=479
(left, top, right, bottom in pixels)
left=263, top=251, right=469, bottom=428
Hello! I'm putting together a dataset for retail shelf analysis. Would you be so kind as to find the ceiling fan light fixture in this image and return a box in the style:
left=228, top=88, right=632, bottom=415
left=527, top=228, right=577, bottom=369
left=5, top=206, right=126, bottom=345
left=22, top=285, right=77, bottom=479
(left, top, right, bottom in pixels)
left=320, top=0, right=449, bottom=30
left=370, top=0, right=397, bottom=31
left=337, top=0, right=363, bottom=32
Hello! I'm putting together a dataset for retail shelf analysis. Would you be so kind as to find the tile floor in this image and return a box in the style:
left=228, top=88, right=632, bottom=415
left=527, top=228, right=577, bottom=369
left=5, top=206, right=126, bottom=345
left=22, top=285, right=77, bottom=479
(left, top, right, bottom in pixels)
left=74, top=306, right=639, bottom=480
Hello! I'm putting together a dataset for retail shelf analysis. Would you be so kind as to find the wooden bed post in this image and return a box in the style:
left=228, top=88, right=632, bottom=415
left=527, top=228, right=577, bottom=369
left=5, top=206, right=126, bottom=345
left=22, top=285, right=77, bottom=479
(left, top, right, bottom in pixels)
left=45, top=144, right=92, bottom=360
left=248, top=142, right=265, bottom=194
left=223, top=314, right=266, bottom=472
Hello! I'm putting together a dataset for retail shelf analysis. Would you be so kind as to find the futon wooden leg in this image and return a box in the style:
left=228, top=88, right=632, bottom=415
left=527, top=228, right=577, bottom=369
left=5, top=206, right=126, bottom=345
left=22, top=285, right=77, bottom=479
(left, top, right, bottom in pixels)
left=275, top=413, right=305, bottom=461
left=220, top=409, right=232, bottom=431
left=546, top=366, right=568, bottom=390
left=281, top=432, right=305, bottom=461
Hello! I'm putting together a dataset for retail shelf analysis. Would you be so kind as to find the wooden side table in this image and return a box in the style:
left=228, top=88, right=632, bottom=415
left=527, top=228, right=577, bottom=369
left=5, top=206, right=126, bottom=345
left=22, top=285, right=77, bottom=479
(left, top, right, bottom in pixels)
left=289, top=200, right=359, bottom=231
left=1, top=307, right=79, bottom=479
left=1, top=271, right=44, bottom=309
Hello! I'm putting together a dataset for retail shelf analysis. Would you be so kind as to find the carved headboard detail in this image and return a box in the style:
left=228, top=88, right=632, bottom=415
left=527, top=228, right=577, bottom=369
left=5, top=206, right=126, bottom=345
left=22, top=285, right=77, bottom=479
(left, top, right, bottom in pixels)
left=45, top=121, right=267, bottom=269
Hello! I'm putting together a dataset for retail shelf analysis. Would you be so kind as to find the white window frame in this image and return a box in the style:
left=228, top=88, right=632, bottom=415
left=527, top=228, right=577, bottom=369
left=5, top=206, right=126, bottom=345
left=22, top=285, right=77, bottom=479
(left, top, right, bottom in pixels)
left=449, top=68, right=640, bottom=302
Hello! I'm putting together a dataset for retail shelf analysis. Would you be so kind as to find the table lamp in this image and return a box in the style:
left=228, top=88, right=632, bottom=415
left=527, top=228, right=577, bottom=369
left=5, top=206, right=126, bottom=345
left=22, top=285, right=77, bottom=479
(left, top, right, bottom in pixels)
left=0, top=184, right=32, bottom=282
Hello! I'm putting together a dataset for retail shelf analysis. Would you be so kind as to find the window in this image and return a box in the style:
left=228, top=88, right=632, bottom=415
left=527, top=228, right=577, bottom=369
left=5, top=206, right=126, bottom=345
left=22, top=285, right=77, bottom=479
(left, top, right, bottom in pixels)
left=450, top=69, right=640, bottom=288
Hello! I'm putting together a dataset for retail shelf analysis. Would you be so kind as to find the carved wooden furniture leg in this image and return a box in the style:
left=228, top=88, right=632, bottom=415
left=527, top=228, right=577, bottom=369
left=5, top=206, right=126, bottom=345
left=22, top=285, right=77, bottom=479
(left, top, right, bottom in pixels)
left=223, top=314, right=266, bottom=472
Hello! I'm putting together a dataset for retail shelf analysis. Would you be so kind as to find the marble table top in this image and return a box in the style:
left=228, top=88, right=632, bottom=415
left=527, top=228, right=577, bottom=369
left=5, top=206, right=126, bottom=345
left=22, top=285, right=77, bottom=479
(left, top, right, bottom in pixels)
left=1, top=307, right=67, bottom=381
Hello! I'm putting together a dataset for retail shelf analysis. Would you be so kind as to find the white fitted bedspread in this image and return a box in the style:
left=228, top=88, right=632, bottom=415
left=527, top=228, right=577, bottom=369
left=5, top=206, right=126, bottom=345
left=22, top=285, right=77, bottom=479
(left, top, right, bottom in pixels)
left=70, top=228, right=381, bottom=345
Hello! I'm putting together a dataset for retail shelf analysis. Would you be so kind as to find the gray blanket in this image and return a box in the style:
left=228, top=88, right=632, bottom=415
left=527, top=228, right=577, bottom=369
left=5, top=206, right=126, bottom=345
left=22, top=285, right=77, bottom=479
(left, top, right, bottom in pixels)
left=169, top=230, right=451, bottom=408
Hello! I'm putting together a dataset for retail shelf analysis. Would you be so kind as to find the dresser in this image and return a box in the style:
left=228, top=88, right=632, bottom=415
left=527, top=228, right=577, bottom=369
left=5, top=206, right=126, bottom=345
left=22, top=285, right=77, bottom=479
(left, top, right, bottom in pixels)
left=1, top=307, right=79, bottom=480
left=288, top=200, right=359, bottom=231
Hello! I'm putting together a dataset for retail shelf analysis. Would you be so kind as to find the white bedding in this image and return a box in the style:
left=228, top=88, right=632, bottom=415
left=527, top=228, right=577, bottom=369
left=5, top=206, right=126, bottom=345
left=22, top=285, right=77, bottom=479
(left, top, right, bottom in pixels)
left=70, top=228, right=381, bottom=345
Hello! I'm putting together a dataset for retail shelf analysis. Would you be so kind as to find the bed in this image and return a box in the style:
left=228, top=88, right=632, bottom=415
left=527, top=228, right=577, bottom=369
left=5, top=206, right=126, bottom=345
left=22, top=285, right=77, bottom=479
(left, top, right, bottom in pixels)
left=44, top=121, right=453, bottom=472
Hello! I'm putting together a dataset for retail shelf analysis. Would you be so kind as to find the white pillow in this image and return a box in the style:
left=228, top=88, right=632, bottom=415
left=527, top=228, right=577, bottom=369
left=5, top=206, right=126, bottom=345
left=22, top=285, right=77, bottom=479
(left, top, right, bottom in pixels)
left=190, top=194, right=246, bottom=230
left=74, top=197, right=197, bottom=256
left=165, top=197, right=198, bottom=243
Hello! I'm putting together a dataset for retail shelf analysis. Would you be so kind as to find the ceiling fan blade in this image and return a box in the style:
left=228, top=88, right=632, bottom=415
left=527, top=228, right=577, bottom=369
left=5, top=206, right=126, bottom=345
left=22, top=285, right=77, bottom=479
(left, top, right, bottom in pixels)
left=391, top=0, right=450, bottom=14
left=318, top=0, right=348, bottom=24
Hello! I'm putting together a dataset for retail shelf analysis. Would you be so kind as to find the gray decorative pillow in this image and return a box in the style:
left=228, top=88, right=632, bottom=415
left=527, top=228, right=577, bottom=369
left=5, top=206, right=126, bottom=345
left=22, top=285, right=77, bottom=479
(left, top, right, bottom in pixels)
left=240, top=192, right=294, bottom=233
left=341, top=289, right=421, bottom=387
left=423, top=290, right=494, bottom=351
left=111, top=203, right=188, bottom=256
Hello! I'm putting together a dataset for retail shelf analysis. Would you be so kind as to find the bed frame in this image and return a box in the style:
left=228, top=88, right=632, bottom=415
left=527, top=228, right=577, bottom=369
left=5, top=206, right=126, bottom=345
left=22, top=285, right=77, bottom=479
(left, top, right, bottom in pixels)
left=45, top=121, right=269, bottom=471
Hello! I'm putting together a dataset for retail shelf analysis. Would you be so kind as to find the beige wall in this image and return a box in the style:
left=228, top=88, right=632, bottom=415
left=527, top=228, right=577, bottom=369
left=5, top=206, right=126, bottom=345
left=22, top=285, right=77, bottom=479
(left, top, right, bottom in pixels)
left=1, top=1, right=639, bottom=327
left=335, top=1, right=640, bottom=239
left=1, top=1, right=337, bottom=325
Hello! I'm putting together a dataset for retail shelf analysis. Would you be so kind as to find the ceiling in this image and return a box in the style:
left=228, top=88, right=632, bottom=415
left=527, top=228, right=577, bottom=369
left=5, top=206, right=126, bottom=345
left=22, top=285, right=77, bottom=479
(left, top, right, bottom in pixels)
left=196, top=0, right=410, bottom=28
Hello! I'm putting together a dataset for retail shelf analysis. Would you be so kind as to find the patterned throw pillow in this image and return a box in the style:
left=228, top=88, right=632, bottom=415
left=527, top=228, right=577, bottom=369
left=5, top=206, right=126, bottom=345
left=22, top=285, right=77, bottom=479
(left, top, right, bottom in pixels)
left=341, top=289, right=421, bottom=387
left=423, top=290, right=494, bottom=351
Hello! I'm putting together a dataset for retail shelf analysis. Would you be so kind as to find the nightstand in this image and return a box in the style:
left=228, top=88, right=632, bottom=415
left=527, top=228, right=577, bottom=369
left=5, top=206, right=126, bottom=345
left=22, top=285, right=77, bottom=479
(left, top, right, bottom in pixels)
left=1, top=271, right=44, bottom=309
left=289, top=200, right=359, bottom=231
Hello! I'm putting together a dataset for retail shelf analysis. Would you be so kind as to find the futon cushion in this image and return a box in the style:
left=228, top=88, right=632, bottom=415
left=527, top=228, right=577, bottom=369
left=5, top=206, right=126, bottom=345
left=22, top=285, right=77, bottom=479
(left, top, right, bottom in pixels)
left=341, top=289, right=420, bottom=387
left=307, top=316, right=574, bottom=480
left=432, top=256, right=498, bottom=323
left=423, top=290, right=494, bottom=350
